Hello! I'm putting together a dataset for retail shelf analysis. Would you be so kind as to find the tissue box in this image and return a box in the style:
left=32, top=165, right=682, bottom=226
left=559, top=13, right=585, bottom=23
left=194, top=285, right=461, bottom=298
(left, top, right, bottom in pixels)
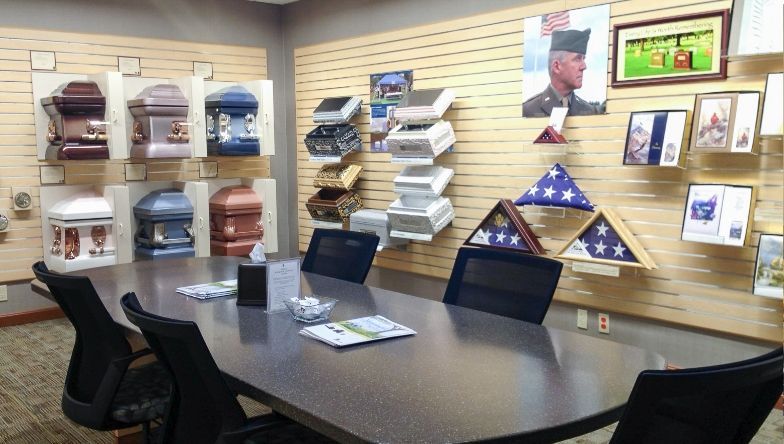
left=312, top=163, right=363, bottom=190
left=306, top=189, right=363, bottom=223
left=41, top=80, right=109, bottom=160
left=350, top=209, right=407, bottom=247
left=304, top=124, right=361, bottom=158
left=209, top=185, right=263, bottom=256
left=133, top=189, right=195, bottom=260
left=393, top=165, right=454, bottom=197
left=386, top=120, right=455, bottom=158
left=128, top=84, right=191, bottom=158
left=205, top=85, right=261, bottom=156
left=47, top=192, right=115, bottom=272
left=387, top=195, right=454, bottom=235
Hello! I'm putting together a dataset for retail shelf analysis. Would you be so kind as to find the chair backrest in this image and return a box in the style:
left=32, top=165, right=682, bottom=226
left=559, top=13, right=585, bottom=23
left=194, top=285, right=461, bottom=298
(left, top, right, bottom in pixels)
left=611, top=347, right=784, bottom=444
left=32, top=261, right=131, bottom=408
left=442, top=247, right=563, bottom=324
left=301, top=228, right=380, bottom=284
left=120, top=292, right=246, bottom=444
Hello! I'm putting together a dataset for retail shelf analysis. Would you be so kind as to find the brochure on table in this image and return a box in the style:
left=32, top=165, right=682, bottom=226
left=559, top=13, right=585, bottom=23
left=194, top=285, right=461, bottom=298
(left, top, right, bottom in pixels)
left=266, top=257, right=301, bottom=313
left=176, top=280, right=237, bottom=300
left=299, top=315, right=416, bottom=348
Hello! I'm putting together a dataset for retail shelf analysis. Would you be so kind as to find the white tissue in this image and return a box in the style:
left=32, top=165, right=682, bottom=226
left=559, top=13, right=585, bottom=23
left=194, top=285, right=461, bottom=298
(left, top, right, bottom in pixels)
left=249, top=242, right=267, bottom=263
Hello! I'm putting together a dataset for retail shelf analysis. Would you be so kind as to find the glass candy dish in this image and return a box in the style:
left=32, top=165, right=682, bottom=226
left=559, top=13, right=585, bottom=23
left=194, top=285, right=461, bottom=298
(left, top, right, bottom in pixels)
left=283, top=295, right=337, bottom=323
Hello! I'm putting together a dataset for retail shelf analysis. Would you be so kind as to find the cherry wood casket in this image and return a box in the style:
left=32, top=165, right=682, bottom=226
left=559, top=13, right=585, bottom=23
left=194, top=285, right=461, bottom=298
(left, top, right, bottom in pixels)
left=41, top=80, right=109, bottom=160
left=209, top=185, right=264, bottom=256
left=128, top=84, right=191, bottom=158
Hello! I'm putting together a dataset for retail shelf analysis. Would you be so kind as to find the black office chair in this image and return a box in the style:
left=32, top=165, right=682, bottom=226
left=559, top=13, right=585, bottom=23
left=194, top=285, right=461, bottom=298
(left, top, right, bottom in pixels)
left=611, top=347, right=783, bottom=444
left=301, top=228, right=380, bottom=284
left=120, top=292, right=334, bottom=444
left=442, top=247, right=563, bottom=324
left=31, top=261, right=170, bottom=437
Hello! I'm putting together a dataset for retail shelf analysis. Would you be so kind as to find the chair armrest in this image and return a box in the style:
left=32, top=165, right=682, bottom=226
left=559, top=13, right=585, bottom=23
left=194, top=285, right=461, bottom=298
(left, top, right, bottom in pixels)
left=219, top=413, right=294, bottom=444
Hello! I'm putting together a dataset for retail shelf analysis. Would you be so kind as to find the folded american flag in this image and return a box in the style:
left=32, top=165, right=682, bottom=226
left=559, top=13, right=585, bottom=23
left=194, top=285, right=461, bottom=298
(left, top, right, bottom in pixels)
left=514, top=163, right=594, bottom=212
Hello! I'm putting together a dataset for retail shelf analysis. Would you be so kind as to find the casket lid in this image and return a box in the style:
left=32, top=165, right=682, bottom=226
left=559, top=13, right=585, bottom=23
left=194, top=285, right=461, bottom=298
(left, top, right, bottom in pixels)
left=205, top=85, right=258, bottom=109
left=128, top=84, right=188, bottom=108
left=134, top=189, right=193, bottom=216
left=209, top=185, right=262, bottom=211
left=41, top=80, right=105, bottom=106
left=48, top=192, right=112, bottom=220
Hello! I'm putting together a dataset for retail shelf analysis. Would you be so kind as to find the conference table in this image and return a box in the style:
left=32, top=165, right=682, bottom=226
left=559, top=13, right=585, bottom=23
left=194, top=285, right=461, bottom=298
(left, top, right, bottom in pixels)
left=34, top=256, right=664, bottom=443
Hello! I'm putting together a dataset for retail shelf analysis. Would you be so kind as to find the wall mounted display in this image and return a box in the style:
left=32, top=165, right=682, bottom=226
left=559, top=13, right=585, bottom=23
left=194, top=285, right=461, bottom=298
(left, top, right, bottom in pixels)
left=760, top=73, right=783, bottom=136
left=465, top=199, right=544, bottom=254
left=728, top=0, right=783, bottom=56
left=350, top=209, right=408, bottom=249
left=304, top=124, right=362, bottom=158
left=208, top=185, right=263, bottom=256
left=39, top=185, right=132, bottom=273
left=205, top=80, right=275, bottom=156
left=394, top=88, right=455, bottom=122
left=312, top=163, right=363, bottom=190
left=514, top=163, right=595, bottom=212
left=204, top=85, right=260, bottom=156
left=623, top=110, right=687, bottom=166
left=306, top=188, right=363, bottom=224
left=206, top=178, right=278, bottom=254
left=369, top=70, right=413, bottom=152
left=386, top=120, right=455, bottom=159
left=753, top=234, right=783, bottom=298
left=387, top=195, right=454, bottom=238
left=681, top=184, right=754, bottom=246
left=612, top=10, right=729, bottom=87
left=534, top=126, right=567, bottom=144
left=393, top=166, right=454, bottom=197
left=523, top=4, right=610, bottom=117
left=128, top=84, right=191, bottom=158
left=33, top=72, right=127, bottom=160
left=557, top=208, right=656, bottom=269
left=312, top=96, right=362, bottom=123
left=689, top=92, right=760, bottom=153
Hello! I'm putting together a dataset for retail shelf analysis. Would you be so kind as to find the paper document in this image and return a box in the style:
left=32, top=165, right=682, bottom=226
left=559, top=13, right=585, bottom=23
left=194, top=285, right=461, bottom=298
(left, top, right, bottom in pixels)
left=299, top=315, right=416, bottom=348
left=176, top=279, right=237, bottom=300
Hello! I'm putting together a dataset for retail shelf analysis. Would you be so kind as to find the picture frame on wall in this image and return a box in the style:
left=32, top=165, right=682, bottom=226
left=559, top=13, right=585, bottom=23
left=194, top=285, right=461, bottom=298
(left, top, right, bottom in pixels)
left=760, top=73, right=783, bottom=136
left=728, top=0, right=784, bottom=56
left=753, top=234, right=783, bottom=298
left=689, top=91, right=760, bottom=153
left=623, top=110, right=687, bottom=166
left=612, top=10, right=729, bottom=87
left=681, top=184, right=754, bottom=246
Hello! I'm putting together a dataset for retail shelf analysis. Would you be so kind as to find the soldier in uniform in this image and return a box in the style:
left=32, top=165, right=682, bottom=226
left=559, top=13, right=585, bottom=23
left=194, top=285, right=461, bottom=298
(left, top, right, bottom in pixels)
left=523, top=28, right=603, bottom=117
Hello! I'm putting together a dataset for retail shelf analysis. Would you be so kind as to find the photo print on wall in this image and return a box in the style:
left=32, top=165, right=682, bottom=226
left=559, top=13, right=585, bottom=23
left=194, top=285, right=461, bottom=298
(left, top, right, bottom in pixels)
left=369, top=70, right=413, bottom=152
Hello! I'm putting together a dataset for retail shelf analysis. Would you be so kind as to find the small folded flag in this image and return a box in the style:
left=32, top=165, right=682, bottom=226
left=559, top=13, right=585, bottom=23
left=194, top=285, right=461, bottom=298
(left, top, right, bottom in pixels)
left=514, top=163, right=594, bottom=212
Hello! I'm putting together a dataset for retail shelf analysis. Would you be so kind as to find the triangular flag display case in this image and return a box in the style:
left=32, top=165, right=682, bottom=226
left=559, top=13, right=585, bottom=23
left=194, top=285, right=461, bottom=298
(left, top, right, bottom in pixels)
left=465, top=199, right=544, bottom=254
left=534, top=126, right=567, bottom=144
left=557, top=208, right=656, bottom=269
left=514, top=163, right=595, bottom=212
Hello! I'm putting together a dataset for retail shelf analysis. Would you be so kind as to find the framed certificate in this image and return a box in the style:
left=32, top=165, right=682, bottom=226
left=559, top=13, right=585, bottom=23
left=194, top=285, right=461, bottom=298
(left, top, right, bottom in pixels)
left=689, top=92, right=760, bottom=153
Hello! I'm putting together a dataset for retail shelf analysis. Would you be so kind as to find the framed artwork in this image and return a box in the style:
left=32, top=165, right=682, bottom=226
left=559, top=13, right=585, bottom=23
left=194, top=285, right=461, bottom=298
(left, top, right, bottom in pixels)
left=760, top=73, right=783, bottom=136
left=522, top=4, right=610, bottom=117
left=681, top=184, right=754, bottom=246
left=689, top=92, right=760, bottom=153
left=728, top=0, right=784, bottom=56
left=464, top=199, right=544, bottom=254
left=623, top=110, right=687, bottom=166
left=753, top=234, right=783, bottom=298
left=612, top=10, right=729, bottom=87
left=369, top=70, right=413, bottom=152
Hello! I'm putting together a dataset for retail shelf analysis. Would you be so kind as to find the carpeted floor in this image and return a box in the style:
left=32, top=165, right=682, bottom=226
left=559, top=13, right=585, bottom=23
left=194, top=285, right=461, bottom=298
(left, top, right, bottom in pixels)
left=1, top=318, right=782, bottom=443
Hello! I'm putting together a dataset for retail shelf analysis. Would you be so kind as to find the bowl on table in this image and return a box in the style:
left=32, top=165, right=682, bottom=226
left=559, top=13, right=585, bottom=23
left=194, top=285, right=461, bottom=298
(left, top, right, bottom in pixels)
left=283, top=296, right=337, bottom=323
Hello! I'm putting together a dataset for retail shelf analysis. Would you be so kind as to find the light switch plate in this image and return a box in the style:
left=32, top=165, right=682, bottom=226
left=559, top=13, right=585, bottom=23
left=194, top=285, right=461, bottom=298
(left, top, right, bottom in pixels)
left=577, top=309, right=588, bottom=330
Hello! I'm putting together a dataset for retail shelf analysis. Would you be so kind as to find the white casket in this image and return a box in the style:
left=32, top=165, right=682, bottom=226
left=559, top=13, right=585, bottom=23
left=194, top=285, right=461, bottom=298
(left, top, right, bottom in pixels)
left=350, top=209, right=408, bottom=247
left=387, top=195, right=454, bottom=235
left=393, top=165, right=454, bottom=198
left=386, top=120, right=455, bottom=159
left=47, top=192, right=115, bottom=272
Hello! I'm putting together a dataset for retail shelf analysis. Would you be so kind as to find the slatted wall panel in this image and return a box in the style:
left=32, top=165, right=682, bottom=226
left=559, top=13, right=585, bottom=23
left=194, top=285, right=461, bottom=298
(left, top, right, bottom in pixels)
left=0, top=27, right=268, bottom=283
left=294, top=0, right=783, bottom=343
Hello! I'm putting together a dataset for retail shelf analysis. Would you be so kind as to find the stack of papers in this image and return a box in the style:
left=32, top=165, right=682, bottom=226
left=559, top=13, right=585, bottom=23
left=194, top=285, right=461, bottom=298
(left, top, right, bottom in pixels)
left=176, top=279, right=237, bottom=300
left=313, top=96, right=363, bottom=123
left=394, top=88, right=455, bottom=121
left=299, top=315, right=416, bottom=348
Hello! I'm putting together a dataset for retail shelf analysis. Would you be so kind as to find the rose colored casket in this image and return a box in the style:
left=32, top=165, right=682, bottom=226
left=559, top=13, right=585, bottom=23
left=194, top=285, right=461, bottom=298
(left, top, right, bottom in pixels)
left=205, top=86, right=260, bottom=156
left=47, top=192, right=115, bottom=272
left=41, top=80, right=109, bottom=160
left=133, top=189, right=195, bottom=260
left=128, top=84, right=191, bottom=159
left=209, top=185, right=263, bottom=256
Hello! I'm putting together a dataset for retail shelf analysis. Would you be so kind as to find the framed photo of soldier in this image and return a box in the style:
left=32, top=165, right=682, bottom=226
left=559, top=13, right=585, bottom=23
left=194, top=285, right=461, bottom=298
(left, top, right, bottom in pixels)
left=623, top=110, right=687, bottom=166
left=522, top=4, right=609, bottom=118
left=689, top=92, right=760, bottom=153
left=612, top=10, right=729, bottom=87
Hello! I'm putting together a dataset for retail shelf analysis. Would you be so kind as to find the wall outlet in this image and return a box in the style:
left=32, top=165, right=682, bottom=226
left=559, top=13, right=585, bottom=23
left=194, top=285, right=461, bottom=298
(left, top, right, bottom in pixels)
left=598, top=313, right=610, bottom=334
left=577, top=308, right=588, bottom=329
left=0, top=285, right=7, bottom=302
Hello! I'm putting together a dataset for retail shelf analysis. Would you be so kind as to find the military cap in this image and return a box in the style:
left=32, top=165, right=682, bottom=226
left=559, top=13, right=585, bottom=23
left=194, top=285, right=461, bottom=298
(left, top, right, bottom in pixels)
left=550, top=28, right=591, bottom=54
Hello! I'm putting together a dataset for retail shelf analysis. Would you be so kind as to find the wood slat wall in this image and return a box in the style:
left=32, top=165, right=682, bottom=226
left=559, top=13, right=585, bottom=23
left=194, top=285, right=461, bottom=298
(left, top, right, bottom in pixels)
left=294, top=0, right=783, bottom=343
left=0, top=27, right=268, bottom=283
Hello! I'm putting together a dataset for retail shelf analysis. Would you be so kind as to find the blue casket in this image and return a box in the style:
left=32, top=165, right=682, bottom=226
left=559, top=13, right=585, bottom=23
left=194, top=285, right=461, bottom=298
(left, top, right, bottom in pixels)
left=205, top=86, right=260, bottom=156
left=133, top=189, right=195, bottom=259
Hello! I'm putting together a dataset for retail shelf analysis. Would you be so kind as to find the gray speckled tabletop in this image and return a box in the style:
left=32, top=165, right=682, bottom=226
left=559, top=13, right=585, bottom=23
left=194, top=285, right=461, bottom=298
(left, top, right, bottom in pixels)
left=41, top=256, right=664, bottom=443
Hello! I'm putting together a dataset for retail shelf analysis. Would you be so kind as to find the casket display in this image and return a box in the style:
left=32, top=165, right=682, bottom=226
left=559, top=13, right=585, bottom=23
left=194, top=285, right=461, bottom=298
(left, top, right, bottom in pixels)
left=350, top=209, right=407, bottom=247
left=47, top=192, right=115, bottom=271
left=128, top=84, right=191, bottom=158
left=387, top=195, right=454, bottom=235
left=304, top=124, right=361, bottom=157
left=312, top=96, right=362, bottom=123
left=312, top=163, right=363, bottom=190
left=41, top=80, right=109, bottom=160
left=386, top=120, right=455, bottom=158
left=133, top=189, right=195, bottom=259
left=306, top=188, right=363, bottom=223
left=393, top=165, right=454, bottom=197
left=205, top=85, right=260, bottom=156
left=209, top=185, right=263, bottom=256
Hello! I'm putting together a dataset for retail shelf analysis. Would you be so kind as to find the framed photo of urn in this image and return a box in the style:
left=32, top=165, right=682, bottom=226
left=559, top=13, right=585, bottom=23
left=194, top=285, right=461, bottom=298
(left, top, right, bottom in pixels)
left=689, top=92, right=760, bottom=153
left=612, top=10, right=729, bottom=87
